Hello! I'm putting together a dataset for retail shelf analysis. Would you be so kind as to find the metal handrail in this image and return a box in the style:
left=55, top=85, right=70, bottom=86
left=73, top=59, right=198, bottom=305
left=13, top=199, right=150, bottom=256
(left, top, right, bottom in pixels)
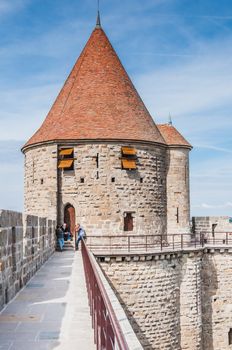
left=81, top=240, right=130, bottom=350
left=86, top=232, right=232, bottom=253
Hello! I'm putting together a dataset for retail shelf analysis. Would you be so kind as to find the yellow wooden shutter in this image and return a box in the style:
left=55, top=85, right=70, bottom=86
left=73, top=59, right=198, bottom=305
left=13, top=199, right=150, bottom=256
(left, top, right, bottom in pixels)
left=121, top=147, right=137, bottom=156
left=58, top=159, right=74, bottom=169
left=59, top=148, right=74, bottom=156
left=122, top=159, right=137, bottom=170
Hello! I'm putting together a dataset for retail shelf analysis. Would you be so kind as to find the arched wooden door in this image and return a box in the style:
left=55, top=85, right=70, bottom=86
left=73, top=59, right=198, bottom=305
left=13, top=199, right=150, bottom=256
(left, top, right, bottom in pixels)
left=64, top=204, right=75, bottom=237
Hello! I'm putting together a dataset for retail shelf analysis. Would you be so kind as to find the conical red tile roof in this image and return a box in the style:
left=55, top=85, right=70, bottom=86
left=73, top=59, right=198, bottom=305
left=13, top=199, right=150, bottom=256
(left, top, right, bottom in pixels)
left=23, top=27, right=165, bottom=150
left=157, top=124, right=192, bottom=148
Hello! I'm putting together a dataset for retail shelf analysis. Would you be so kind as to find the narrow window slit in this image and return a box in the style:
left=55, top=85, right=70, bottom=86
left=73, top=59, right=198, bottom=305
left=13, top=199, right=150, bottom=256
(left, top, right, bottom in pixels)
left=176, top=207, right=179, bottom=223
left=96, top=153, right=99, bottom=168
left=228, top=329, right=232, bottom=345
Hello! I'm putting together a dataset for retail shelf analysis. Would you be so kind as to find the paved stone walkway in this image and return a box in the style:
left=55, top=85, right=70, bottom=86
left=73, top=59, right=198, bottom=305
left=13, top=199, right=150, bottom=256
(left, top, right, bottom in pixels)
left=0, top=243, right=96, bottom=350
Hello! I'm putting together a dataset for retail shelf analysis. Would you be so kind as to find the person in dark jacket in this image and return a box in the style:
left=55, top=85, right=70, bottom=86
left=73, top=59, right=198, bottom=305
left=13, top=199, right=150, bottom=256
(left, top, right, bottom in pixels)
left=56, top=225, right=64, bottom=251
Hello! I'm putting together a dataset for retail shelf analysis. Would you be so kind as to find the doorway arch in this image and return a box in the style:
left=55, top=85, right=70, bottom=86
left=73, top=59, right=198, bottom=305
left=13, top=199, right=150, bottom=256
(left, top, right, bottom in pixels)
left=64, top=204, right=76, bottom=237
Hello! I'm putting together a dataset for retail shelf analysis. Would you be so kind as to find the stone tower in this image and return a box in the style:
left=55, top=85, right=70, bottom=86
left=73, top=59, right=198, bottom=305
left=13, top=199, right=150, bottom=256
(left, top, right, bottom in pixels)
left=22, top=18, right=192, bottom=237
left=158, top=124, right=192, bottom=234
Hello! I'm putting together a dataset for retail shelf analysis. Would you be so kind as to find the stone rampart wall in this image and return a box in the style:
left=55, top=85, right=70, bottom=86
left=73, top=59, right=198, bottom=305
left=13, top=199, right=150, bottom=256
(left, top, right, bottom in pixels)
left=0, top=209, right=56, bottom=310
left=192, top=216, right=232, bottom=236
left=201, top=250, right=232, bottom=350
left=99, top=249, right=232, bottom=350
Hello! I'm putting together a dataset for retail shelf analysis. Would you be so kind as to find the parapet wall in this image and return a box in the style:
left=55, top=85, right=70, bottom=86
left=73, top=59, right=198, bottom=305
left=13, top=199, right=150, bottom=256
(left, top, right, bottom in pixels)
left=0, top=209, right=56, bottom=310
left=192, top=216, right=232, bottom=235
left=99, top=249, right=232, bottom=350
left=201, top=250, right=232, bottom=350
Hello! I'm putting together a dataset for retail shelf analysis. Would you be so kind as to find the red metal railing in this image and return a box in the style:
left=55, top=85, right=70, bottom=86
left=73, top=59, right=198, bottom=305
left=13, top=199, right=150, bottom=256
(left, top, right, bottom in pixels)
left=86, top=232, right=232, bottom=253
left=81, top=240, right=130, bottom=350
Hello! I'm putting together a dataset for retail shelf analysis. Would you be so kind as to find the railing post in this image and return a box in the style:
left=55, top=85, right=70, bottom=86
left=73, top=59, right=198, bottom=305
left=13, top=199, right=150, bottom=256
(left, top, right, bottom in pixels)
left=172, top=235, right=174, bottom=251
left=181, top=234, right=183, bottom=250
left=106, top=315, right=114, bottom=350
left=160, top=235, right=163, bottom=251
left=201, top=233, right=204, bottom=247
left=96, top=293, right=99, bottom=350
left=226, top=232, right=229, bottom=245
left=101, top=301, right=107, bottom=350
left=94, top=284, right=98, bottom=347
left=146, top=235, right=148, bottom=252
left=128, top=236, right=130, bottom=253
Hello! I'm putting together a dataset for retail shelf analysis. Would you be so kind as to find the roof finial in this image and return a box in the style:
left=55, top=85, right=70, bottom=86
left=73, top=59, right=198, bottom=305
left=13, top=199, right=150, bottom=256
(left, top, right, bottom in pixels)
left=168, top=113, right=173, bottom=126
left=96, top=0, right=101, bottom=28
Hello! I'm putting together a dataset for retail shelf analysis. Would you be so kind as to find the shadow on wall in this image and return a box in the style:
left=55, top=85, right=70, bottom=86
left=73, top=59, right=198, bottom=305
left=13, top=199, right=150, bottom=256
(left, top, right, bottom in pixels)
left=201, top=254, right=218, bottom=350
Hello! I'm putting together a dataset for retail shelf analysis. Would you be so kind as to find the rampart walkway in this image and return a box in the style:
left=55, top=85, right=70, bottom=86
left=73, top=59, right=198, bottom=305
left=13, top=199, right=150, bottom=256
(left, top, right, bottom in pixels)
left=0, top=244, right=95, bottom=350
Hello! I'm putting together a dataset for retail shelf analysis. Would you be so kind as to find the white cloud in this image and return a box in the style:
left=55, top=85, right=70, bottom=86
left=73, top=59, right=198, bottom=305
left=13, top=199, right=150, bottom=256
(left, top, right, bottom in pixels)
left=135, top=38, right=232, bottom=122
left=0, top=0, right=28, bottom=16
left=0, top=1, right=14, bottom=14
left=0, top=83, right=61, bottom=140
left=196, top=145, right=232, bottom=154
left=193, top=202, right=232, bottom=209
left=0, top=19, right=90, bottom=59
left=0, top=141, right=23, bottom=211
left=190, top=153, right=232, bottom=216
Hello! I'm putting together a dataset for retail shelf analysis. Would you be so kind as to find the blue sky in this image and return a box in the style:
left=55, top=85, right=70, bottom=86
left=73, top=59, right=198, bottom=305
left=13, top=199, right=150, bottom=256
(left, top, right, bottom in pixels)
left=0, top=0, right=232, bottom=216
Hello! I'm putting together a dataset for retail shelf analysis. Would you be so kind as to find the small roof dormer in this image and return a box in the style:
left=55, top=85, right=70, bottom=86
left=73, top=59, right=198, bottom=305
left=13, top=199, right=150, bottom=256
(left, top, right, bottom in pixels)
left=157, top=124, right=192, bottom=149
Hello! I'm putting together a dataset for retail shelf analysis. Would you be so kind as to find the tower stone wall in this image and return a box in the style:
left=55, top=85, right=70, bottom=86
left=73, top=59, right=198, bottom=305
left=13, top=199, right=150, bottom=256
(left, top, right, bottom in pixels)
left=24, top=144, right=57, bottom=220
left=24, top=141, right=168, bottom=236
left=166, top=147, right=191, bottom=234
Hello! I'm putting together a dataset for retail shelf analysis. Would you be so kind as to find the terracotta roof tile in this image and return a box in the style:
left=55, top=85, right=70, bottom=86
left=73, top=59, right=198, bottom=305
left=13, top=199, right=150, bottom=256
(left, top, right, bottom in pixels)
left=157, top=124, right=192, bottom=148
left=23, top=27, right=165, bottom=149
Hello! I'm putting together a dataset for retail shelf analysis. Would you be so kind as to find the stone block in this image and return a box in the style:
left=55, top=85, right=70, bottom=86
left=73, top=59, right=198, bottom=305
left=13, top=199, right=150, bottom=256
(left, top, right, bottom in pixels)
left=26, top=215, right=38, bottom=227
left=0, top=210, right=22, bottom=228
left=39, top=217, right=47, bottom=226
left=0, top=230, right=8, bottom=246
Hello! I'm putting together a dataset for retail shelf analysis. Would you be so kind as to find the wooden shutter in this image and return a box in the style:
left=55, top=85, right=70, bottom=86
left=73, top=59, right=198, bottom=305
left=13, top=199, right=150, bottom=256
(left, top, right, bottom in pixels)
left=122, top=159, right=136, bottom=170
left=59, top=148, right=74, bottom=156
left=58, top=159, right=74, bottom=169
left=121, top=147, right=137, bottom=156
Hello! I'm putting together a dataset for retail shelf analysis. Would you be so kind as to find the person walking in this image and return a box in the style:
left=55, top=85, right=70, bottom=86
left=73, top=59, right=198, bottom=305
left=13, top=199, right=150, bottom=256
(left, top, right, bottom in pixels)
left=62, top=223, right=71, bottom=241
left=56, top=225, right=64, bottom=251
left=75, top=224, right=86, bottom=250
